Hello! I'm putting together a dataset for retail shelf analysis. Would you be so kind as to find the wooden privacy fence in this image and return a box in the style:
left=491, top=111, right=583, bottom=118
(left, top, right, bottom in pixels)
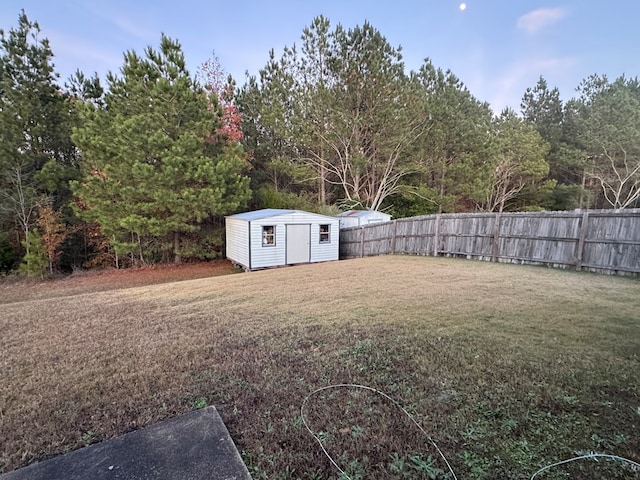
left=339, top=209, right=640, bottom=276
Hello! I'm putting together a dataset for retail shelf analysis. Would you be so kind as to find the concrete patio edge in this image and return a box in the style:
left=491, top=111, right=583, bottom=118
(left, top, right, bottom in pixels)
left=0, top=406, right=252, bottom=480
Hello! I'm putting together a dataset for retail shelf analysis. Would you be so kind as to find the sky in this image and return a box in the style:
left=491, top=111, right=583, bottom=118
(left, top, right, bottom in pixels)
left=1, top=1, right=638, bottom=113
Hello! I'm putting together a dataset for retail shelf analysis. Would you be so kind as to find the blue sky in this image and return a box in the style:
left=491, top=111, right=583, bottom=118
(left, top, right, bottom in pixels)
left=2, top=1, right=638, bottom=113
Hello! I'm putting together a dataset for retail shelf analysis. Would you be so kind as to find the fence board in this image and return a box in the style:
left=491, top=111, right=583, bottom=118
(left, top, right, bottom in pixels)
left=339, top=209, right=640, bottom=276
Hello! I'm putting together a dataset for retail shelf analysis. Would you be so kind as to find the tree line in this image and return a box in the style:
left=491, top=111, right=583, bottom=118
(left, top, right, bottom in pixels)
left=1, top=12, right=638, bottom=275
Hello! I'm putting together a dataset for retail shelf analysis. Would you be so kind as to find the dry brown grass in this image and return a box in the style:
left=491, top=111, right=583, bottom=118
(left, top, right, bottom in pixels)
left=1, top=256, right=638, bottom=479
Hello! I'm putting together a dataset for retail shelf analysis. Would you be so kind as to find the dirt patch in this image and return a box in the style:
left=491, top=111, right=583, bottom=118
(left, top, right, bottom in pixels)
left=0, top=260, right=237, bottom=303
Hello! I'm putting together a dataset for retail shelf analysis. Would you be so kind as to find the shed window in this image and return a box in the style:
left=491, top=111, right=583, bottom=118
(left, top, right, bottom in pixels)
left=319, top=224, right=331, bottom=243
left=262, top=225, right=275, bottom=246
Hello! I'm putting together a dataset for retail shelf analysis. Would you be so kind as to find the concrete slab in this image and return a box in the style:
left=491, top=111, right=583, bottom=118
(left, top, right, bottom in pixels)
left=0, top=406, right=252, bottom=480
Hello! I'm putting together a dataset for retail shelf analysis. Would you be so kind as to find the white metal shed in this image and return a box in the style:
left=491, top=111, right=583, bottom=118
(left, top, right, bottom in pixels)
left=338, top=210, right=392, bottom=229
left=225, top=209, right=340, bottom=270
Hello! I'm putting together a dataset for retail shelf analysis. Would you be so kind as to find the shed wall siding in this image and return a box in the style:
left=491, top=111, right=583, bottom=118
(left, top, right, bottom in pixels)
left=229, top=211, right=339, bottom=269
left=280, top=212, right=338, bottom=264
left=253, top=213, right=338, bottom=268
left=310, top=222, right=340, bottom=262
left=249, top=221, right=287, bottom=269
left=225, top=217, right=250, bottom=267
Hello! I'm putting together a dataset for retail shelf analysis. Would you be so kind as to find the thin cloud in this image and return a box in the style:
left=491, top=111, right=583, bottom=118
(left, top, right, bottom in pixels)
left=46, top=29, right=122, bottom=79
left=110, top=15, right=157, bottom=42
left=490, top=56, right=577, bottom=112
left=78, top=2, right=157, bottom=43
left=49, top=31, right=119, bottom=64
left=517, top=7, right=567, bottom=34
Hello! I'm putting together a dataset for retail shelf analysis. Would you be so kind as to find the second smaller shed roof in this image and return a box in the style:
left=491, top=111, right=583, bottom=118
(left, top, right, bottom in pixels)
left=339, top=210, right=392, bottom=218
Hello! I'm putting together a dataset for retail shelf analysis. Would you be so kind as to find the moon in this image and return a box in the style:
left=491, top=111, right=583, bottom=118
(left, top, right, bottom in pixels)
left=459, top=3, right=467, bottom=10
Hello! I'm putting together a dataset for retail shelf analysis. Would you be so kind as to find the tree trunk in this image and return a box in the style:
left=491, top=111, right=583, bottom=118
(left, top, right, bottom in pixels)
left=439, top=172, right=446, bottom=213
left=174, top=233, right=182, bottom=264
left=579, top=168, right=587, bottom=209
left=319, top=164, right=327, bottom=205
left=137, top=233, right=145, bottom=265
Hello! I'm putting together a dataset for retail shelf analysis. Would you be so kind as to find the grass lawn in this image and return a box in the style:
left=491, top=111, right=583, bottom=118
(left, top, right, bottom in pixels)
left=1, top=255, right=639, bottom=479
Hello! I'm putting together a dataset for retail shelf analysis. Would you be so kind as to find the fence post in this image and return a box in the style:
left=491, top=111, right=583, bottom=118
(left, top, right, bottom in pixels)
left=390, top=220, right=397, bottom=254
left=491, top=213, right=501, bottom=262
left=575, top=210, right=589, bottom=270
left=433, top=214, right=441, bottom=257
left=360, top=226, right=365, bottom=258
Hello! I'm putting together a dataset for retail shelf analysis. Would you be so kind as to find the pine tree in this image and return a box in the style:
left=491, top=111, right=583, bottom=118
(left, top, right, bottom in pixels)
left=484, top=109, right=550, bottom=212
left=18, top=229, right=48, bottom=277
left=37, top=203, right=66, bottom=273
left=0, top=231, right=19, bottom=273
left=0, top=11, right=57, bottom=249
left=521, top=76, right=586, bottom=209
left=238, top=17, right=427, bottom=211
left=72, top=35, right=251, bottom=264
left=0, top=11, right=80, bottom=269
left=578, top=75, right=640, bottom=209
left=411, top=60, right=495, bottom=213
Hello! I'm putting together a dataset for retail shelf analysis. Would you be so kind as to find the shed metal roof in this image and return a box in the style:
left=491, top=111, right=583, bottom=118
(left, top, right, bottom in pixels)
left=227, top=209, right=297, bottom=221
left=227, top=209, right=337, bottom=221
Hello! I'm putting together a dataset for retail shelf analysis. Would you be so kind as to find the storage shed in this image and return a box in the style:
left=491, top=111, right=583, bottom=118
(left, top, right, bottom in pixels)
left=338, top=210, right=392, bottom=229
left=225, top=209, right=340, bottom=270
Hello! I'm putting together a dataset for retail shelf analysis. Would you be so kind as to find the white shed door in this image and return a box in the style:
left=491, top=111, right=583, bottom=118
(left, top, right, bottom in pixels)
left=286, top=224, right=311, bottom=264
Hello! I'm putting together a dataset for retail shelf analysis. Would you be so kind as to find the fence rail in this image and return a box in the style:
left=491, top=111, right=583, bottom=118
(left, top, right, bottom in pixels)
left=339, top=209, right=640, bottom=276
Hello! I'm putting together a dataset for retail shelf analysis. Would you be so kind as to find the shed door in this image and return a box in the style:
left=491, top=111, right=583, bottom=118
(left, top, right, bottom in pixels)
left=286, top=224, right=311, bottom=264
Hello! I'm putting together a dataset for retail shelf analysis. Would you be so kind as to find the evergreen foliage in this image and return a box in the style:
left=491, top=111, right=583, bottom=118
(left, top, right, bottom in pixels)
left=71, top=35, right=251, bottom=264
left=485, top=109, right=550, bottom=212
left=238, top=16, right=428, bottom=211
left=521, top=77, right=587, bottom=210
left=410, top=60, right=495, bottom=212
left=237, top=17, right=556, bottom=216
left=0, top=11, right=57, bottom=243
left=37, top=203, right=67, bottom=273
left=1, top=10, right=638, bottom=272
left=0, top=11, right=82, bottom=270
left=0, top=231, right=19, bottom=274
left=577, top=75, right=640, bottom=209
left=18, top=229, right=48, bottom=277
